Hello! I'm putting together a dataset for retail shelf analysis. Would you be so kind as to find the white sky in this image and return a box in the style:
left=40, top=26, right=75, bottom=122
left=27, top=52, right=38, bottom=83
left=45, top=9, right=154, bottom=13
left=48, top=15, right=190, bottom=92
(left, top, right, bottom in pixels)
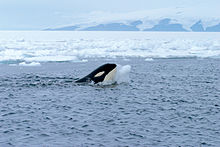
left=0, top=0, right=219, bottom=30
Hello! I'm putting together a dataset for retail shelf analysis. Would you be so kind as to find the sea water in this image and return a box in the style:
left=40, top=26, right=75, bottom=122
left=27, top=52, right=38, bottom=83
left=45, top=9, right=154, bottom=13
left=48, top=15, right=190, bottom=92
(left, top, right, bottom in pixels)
left=0, top=31, right=220, bottom=146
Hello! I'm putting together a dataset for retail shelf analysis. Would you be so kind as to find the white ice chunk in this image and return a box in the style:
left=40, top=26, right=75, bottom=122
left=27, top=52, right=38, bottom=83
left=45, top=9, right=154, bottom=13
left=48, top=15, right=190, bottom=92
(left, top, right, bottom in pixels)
left=19, top=62, right=41, bottom=67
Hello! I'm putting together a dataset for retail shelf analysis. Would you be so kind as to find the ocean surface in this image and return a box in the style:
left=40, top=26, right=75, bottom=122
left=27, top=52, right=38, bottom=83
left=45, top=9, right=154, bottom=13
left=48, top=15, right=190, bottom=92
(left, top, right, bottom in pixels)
left=0, top=31, right=220, bottom=147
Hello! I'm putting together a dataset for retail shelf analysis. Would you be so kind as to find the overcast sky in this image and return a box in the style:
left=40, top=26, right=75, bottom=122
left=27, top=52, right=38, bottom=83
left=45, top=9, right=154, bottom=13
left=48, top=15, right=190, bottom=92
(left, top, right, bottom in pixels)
left=0, top=0, right=219, bottom=30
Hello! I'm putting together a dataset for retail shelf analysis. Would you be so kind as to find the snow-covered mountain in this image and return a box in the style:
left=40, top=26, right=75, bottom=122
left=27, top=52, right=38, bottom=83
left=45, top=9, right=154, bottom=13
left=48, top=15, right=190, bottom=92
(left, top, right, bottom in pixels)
left=45, top=7, right=220, bottom=32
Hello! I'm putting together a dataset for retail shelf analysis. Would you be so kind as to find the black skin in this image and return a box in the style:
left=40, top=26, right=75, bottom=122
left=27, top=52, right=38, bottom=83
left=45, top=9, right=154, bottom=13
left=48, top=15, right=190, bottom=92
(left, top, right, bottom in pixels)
left=75, top=63, right=117, bottom=84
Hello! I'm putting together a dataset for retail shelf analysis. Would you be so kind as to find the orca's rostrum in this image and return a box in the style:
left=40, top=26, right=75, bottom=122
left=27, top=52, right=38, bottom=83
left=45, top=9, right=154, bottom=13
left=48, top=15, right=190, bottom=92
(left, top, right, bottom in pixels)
left=75, top=63, right=117, bottom=84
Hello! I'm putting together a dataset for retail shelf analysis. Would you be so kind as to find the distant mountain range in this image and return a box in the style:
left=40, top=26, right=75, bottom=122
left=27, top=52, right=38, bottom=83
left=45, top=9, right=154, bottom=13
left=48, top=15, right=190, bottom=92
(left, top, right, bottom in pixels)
left=45, top=18, right=220, bottom=32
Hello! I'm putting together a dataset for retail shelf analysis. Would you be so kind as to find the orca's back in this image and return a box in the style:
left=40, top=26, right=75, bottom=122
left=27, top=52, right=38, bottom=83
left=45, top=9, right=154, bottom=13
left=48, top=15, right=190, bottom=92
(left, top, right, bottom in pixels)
left=75, top=63, right=117, bottom=84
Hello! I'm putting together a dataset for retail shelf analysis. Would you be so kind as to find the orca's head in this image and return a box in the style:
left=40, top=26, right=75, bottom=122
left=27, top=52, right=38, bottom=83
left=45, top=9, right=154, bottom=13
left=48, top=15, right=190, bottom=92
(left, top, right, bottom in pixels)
left=76, top=63, right=117, bottom=84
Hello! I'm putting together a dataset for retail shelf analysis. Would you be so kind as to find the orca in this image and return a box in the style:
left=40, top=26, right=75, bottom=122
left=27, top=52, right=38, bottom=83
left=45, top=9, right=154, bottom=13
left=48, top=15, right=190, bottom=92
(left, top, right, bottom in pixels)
left=75, top=63, right=117, bottom=84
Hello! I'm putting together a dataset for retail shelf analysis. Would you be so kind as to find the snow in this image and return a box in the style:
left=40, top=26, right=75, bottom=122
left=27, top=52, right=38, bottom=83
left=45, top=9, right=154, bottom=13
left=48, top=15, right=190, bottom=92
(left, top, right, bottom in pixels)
left=59, top=6, right=220, bottom=31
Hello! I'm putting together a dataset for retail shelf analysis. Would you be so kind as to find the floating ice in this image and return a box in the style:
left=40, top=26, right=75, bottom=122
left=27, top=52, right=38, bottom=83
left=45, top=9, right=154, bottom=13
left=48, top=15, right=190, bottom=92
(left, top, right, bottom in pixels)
left=145, top=58, right=154, bottom=61
left=0, top=31, right=220, bottom=64
left=115, top=64, right=131, bottom=84
left=25, top=56, right=78, bottom=62
left=19, top=62, right=41, bottom=67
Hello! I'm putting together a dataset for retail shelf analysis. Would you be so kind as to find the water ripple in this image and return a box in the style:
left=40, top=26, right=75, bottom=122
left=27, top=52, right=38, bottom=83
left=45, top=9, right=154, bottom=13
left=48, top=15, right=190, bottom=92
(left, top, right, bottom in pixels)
left=0, top=58, right=220, bottom=146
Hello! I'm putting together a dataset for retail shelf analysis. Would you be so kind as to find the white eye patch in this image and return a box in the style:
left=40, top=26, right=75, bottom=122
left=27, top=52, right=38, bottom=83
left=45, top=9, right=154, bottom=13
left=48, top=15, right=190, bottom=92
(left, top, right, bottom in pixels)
left=94, top=71, right=105, bottom=77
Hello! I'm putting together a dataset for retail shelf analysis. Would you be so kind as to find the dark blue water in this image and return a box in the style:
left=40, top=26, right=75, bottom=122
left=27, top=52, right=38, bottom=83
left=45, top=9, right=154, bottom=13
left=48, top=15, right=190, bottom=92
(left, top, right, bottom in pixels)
left=0, top=58, right=220, bottom=147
